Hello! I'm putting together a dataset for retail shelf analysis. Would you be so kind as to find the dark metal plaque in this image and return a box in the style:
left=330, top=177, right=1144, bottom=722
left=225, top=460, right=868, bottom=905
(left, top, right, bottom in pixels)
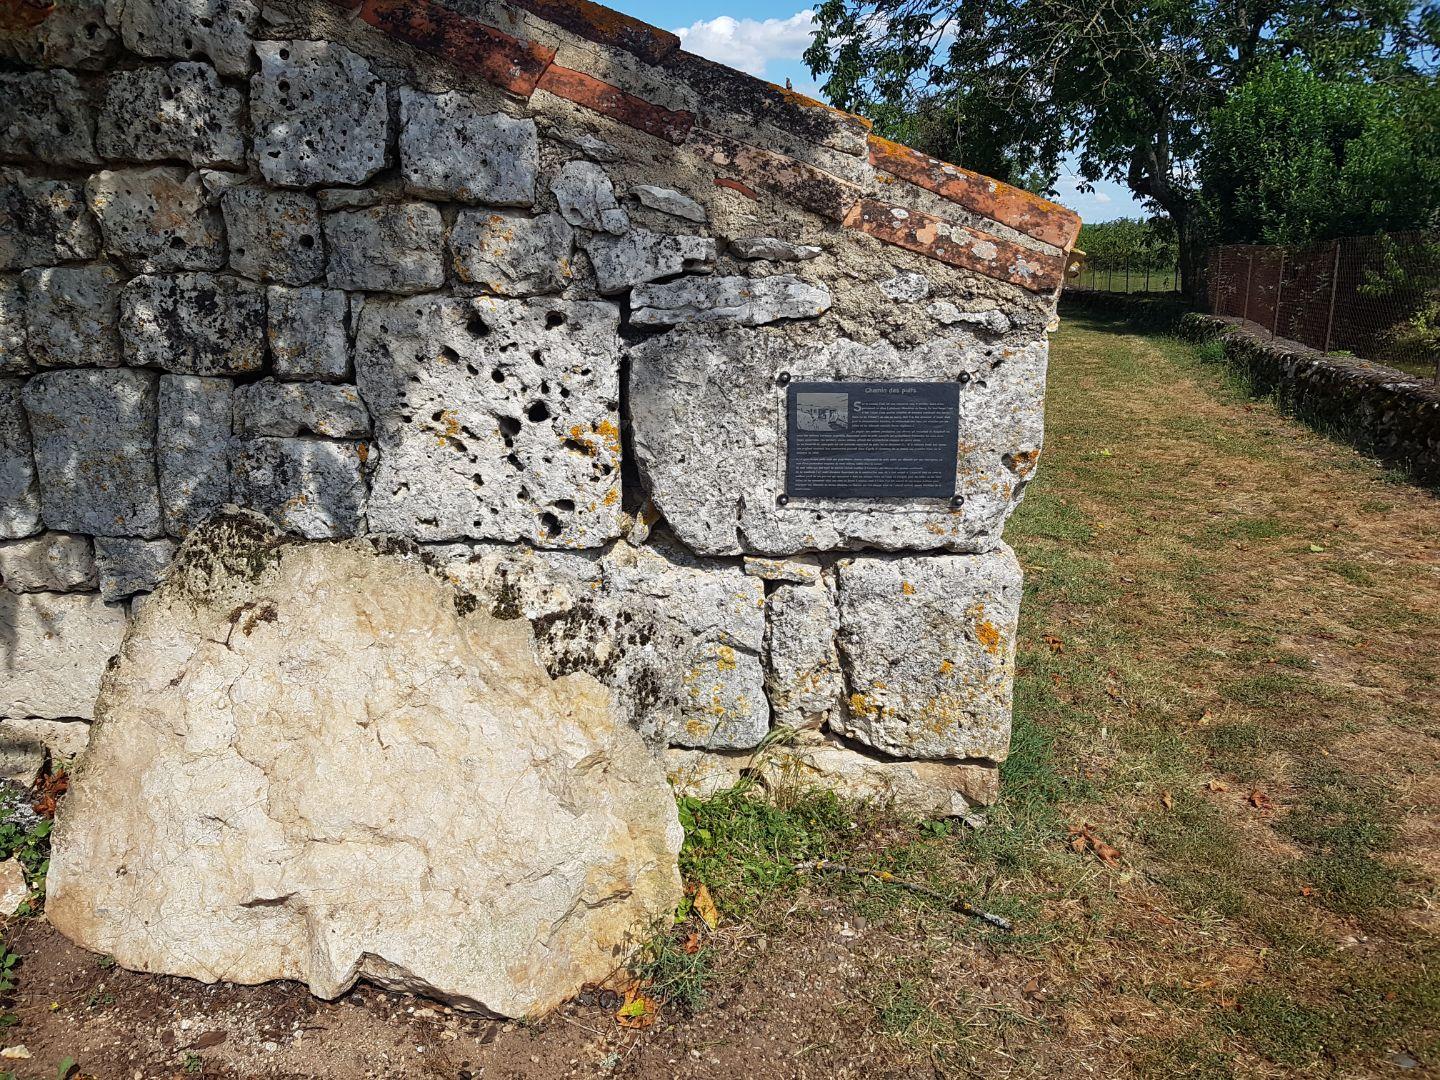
left=785, top=380, right=959, bottom=499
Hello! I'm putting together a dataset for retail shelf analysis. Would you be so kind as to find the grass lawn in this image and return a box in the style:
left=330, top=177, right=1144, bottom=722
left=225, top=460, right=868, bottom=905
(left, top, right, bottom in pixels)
left=4, top=309, right=1437, bottom=1078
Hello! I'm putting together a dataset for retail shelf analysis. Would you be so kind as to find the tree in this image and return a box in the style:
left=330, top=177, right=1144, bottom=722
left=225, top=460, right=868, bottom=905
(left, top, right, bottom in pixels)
left=805, top=0, right=1440, bottom=298
left=1078, top=218, right=1179, bottom=271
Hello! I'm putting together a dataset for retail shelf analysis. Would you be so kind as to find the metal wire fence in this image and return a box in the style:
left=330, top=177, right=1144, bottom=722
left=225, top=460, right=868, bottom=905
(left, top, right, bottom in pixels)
left=1207, top=234, right=1439, bottom=382
left=1068, top=263, right=1182, bottom=293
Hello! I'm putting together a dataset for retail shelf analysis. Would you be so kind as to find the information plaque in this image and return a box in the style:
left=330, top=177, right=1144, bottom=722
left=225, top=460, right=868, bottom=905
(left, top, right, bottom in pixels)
left=785, top=380, right=959, bottom=499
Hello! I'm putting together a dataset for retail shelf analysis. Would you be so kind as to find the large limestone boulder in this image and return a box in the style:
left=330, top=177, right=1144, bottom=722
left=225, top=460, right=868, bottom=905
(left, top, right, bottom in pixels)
left=45, top=512, right=683, bottom=1017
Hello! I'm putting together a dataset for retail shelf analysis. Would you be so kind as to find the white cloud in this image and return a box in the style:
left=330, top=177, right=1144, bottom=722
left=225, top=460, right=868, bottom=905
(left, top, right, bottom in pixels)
left=1093, top=192, right=1112, bottom=204
left=673, top=10, right=817, bottom=77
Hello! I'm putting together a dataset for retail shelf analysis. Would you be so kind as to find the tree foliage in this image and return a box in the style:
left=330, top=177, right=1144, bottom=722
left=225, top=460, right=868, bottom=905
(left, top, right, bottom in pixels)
left=1078, top=218, right=1179, bottom=271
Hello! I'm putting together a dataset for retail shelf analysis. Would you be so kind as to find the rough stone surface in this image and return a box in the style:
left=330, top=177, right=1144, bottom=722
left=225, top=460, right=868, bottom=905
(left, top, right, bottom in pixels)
left=21, top=265, right=122, bottom=368
left=157, top=374, right=232, bottom=534
left=22, top=367, right=162, bottom=537
left=324, top=204, right=444, bottom=294
left=0, top=533, right=97, bottom=592
left=881, top=272, right=932, bottom=302
left=221, top=187, right=324, bottom=285
left=0, top=0, right=119, bottom=69
left=0, top=279, right=25, bottom=374
left=0, top=859, right=28, bottom=911
left=0, top=591, right=128, bottom=719
left=0, top=71, right=99, bottom=167
left=632, top=185, right=705, bottom=223
left=399, top=90, right=537, bottom=206
left=629, top=328, right=1046, bottom=556
left=0, top=173, right=99, bottom=270
left=742, top=554, right=821, bottom=584
left=449, top=210, right=575, bottom=296
left=267, top=286, right=350, bottom=380
left=231, top=438, right=366, bottom=538
left=46, top=515, right=683, bottom=1016
left=106, top=0, right=259, bottom=75
left=551, top=161, right=628, bottom=234
left=0, top=379, right=41, bottom=539
left=765, top=580, right=843, bottom=730
left=832, top=549, right=1020, bottom=760
left=252, top=41, right=389, bottom=187
left=94, top=536, right=176, bottom=600
left=729, top=237, right=822, bottom=261
left=234, top=380, right=371, bottom=438
left=631, top=275, right=832, bottom=327
left=928, top=302, right=1011, bottom=335
left=355, top=295, right=621, bottom=547
left=86, top=168, right=225, bottom=273
left=96, top=63, right=245, bottom=167
left=0, top=718, right=91, bottom=764
left=581, top=229, right=714, bottom=295
left=120, top=272, right=265, bottom=375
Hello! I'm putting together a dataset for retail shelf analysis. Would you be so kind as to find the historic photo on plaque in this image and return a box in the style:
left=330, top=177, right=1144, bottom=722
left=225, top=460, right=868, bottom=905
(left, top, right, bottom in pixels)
left=785, top=380, right=960, bottom=499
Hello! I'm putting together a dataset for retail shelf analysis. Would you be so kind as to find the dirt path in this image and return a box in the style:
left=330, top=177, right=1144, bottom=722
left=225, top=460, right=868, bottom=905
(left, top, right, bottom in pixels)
left=2, top=310, right=1436, bottom=1079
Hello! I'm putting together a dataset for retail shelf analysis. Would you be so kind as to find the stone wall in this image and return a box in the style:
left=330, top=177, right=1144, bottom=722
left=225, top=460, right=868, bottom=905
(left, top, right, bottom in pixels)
left=0, top=0, right=1080, bottom=809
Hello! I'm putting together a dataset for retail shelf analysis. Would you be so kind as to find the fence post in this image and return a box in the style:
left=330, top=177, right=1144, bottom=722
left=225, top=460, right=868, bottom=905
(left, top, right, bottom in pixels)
left=1272, top=252, right=1286, bottom=337
left=1323, top=241, right=1341, bottom=353
left=1125, top=260, right=1130, bottom=292
left=1242, top=253, right=1254, bottom=321
left=1145, top=265, right=1151, bottom=292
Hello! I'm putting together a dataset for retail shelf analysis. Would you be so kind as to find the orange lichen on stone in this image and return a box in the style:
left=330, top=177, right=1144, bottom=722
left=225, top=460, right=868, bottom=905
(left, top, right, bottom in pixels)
left=900, top=580, right=915, bottom=596
left=768, top=82, right=873, bottom=132
left=975, top=618, right=1002, bottom=656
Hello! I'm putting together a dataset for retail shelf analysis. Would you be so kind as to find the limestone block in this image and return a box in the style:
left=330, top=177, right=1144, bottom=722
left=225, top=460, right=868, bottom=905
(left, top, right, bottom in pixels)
left=831, top=549, right=1020, bottom=760
left=632, top=185, right=705, bottom=223
left=398, top=90, right=537, bottom=206
left=0, top=718, right=91, bottom=767
left=449, top=210, right=574, bottom=296
left=120, top=272, right=265, bottom=375
left=86, top=168, right=225, bottom=273
left=157, top=373, right=232, bottom=534
left=96, top=62, right=245, bottom=167
left=0, top=278, right=25, bottom=374
left=106, top=0, right=258, bottom=75
left=252, top=41, right=389, bottom=187
left=0, top=591, right=128, bottom=719
left=0, top=739, right=43, bottom=787
left=231, top=437, right=366, bottom=538
left=22, top=367, right=163, bottom=537
left=354, top=295, right=621, bottom=548
left=233, top=380, right=370, bottom=438
left=628, top=327, right=1047, bottom=556
left=0, top=379, right=41, bottom=539
left=94, top=535, right=176, bottom=599
left=729, top=237, right=822, bottom=261
left=881, top=272, right=932, bottom=302
left=551, top=162, right=628, bottom=234
left=0, top=0, right=119, bottom=69
left=581, top=229, right=714, bottom=295
left=0, top=173, right=99, bottom=271
left=630, top=275, right=832, bottom=327
left=221, top=187, right=324, bottom=285
left=266, top=286, right=350, bottom=380
left=21, top=265, right=122, bottom=368
left=927, top=302, right=1011, bottom=335
left=742, top=554, right=820, bottom=585
left=45, top=514, right=682, bottom=1017
left=0, top=71, right=99, bottom=166
left=324, top=204, right=444, bottom=294
left=0, top=533, right=97, bottom=592
left=765, top=580, right=843, bottom=730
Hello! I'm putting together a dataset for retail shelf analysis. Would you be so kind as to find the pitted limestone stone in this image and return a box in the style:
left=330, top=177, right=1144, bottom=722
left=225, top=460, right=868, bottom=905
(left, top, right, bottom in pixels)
left=21, top=367, right=162, bottom=537
left=832, top=548, right=1020, bottom=760
left=0, top=71, right=99, bottom=166
left=221, top=188, right=324, bottom=285
left=449, top=210, right=574, bottom=296
left=765, top=580, right=843, bottom=730
left=629, top=328, right=1047, bottom=556
left=355, top=295, right=622, bottom=548
left=120, top=273, right=264, bottom=375
left=0, top=174, right=99, bottom=271
left=106, top=0, right=258, bottom=75
left=0, top=533, right=97, bottom=592
left=630, top=275, right=832, bottom=327
left=552, top=132, right=621, bottom=163
left=86, top=168, right=224, bottom=273
left=729, top=237, right=822, bottom=261
left=93, top=536, right=176, bottom=600
left=881, top=272, right=932, bottom=302
left=233, top=380, right=370, bottom=438
left=0, top=0, right=118, bottom=69
left=0, top=591, right=128, bottom=720
left=742, top=554, right=821, bottom=585
left=252, top=41, right=389, bottom=187
left=96, top=63, right=245, bottom=167
left=0, top=280, right=24, bottom=374
left=324, top=204, right=444, bottom=294
left=315, top=187, right=383, bottom=212
left=399, top=90, right=538, bottom=206
left=927, top=302, right=1011, bottom=335
left=581, top=230, right=715, bottom=295
left=632, top=185, right=705, bottom=223
left=231, top=438, right=366, bottom=538
left=267, top=286, right=350, bottom=380
left=551, top=161, right=628, bottom=235
left=157, top=374, right=232, bottom=534
left=21, top=265, right=122, bottom=368
left=0, top=379, right=41, bottom=539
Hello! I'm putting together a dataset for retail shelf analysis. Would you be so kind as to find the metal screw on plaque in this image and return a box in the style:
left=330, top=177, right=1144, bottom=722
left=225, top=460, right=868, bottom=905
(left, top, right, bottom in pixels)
left=776, top=372, right=791, bottom=386
left=958, top=372, right=972, bottom=384
left=776, top=494, right=790, bottom=506
left=950, top=495, right=965, bottom=508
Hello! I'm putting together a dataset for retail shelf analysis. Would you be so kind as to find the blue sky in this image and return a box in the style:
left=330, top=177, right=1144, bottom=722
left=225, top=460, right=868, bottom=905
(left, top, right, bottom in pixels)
left=616, top=0, right=1143, bottom=224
